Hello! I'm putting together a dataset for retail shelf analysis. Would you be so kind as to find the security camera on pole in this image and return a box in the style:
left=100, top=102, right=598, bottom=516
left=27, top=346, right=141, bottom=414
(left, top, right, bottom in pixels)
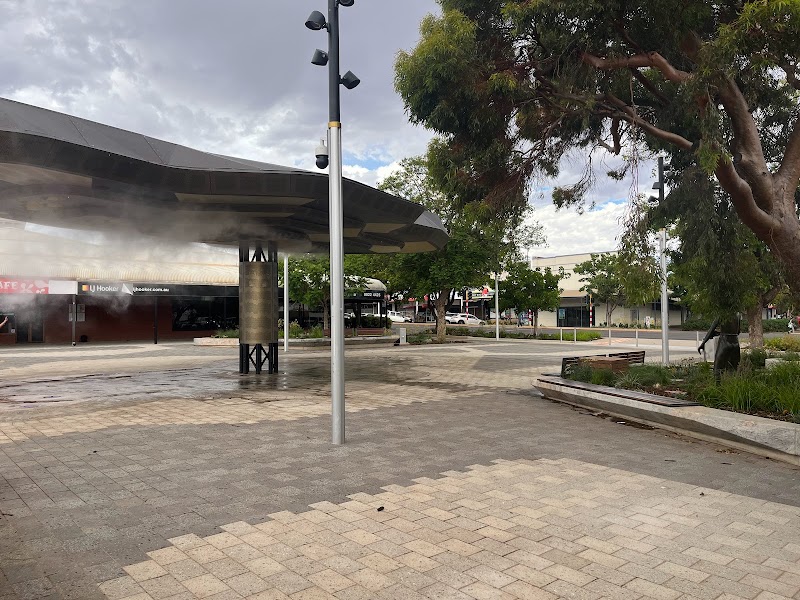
left=306, top=0, right=360, bottom=445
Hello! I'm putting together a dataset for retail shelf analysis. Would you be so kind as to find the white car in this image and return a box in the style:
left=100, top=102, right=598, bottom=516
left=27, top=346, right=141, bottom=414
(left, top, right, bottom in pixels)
left=386, top=310, right=412, bottom=323
left=446, top=313, right=485, bottom=325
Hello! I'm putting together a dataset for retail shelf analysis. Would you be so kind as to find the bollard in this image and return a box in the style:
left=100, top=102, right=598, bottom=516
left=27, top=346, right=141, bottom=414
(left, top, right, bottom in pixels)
left=636, top=328, right=639, bottom=347
left=560, top=328, right=563, bottom=342
left=608, top=327, right=612, bottom=345
left=399, top=327, right=407, bottom=345
left=573, top=327, right=577, bottom=343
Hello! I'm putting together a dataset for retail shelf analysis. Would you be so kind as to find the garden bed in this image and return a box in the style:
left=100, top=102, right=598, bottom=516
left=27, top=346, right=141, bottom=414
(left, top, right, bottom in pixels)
left=534, top=374, right=800, bottom=465
left=563, top=358, right=800, bottom=424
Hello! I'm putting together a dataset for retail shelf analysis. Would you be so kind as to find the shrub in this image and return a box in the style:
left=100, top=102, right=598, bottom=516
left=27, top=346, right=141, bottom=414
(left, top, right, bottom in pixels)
left=741, top=348, right=767, bottom=370
left=568, top=363, right=594, bottom=382
left=765, top=336, right=800, bottom=352
left=618, top=364, right=671, bottom=389
left=697, top=362, right=800, bottom=421
left=537, top=331, right=602, bottom=341
left=407, top=331, right=433, bottom=344
left=590, top=368, right=617, bottom=386
left=763, top=318, right=790, bottom=333
left=308, top=325, right=324, bottom=338
left=212, top=329, right=239, bottom=338
left=681, top=317, right=714, bottom=331
left=288, top=320, right=304, bottom=338
left=358, top=315, right=383, bottom=328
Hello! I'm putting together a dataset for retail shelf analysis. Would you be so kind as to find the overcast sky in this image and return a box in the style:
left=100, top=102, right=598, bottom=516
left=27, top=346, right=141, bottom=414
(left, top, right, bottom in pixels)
left=0, top=0, right=656, bottom=257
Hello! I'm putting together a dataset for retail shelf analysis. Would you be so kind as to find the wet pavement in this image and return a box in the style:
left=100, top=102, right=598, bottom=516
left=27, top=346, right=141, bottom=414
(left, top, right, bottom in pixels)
left=1, top=339, right=799, bottom=600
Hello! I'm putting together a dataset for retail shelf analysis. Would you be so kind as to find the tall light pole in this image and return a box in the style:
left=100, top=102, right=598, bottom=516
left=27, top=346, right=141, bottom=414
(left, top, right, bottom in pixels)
left=306, top=0, right=360, bottom=445
left=653, top=156, right=669, bottom=366
left=284, top=255, right=289, bottom=354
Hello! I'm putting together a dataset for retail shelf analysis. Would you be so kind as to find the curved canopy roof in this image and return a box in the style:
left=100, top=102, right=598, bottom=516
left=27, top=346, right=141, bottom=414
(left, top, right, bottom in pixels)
left=0, top=98, right=448, bottom=254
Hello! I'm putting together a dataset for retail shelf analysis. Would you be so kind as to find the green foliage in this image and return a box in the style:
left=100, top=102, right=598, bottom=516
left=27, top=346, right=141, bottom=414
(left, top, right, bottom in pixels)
left=681, top=317, right=714, bottom=331
left=698, top=363, right=800, bottom=422
left=500, top=261, right=564, bottom=333
left=395, top=0, right=800, bottom=298
left=407, top=330, right=435, bottom=345
left=658, top=170, right=784, bottom=326
left=537, top=331, right=602, bottom=342
left=574, top=253, right=624, bottom=322
left=590, top=368, right=617, bottom=387
left=307, top=325, right=324, bottom=339
left=377, top=155, right=511, bottom=341
left=765, top=336, right=800, bottom=352
left=615, top=365, right=672, bottom=390
left=568, top=363, right=594, bottom=383
left=741, top=348, right=767, bottom=370
left=351, top=315, right=383, bottom=328
left=443, top=327, right=601, bottom=341
left=764, top=319, right=791, bottom=333
left=287, top=256, right=368, bottom=329
left=564, top=359, right=800, bottom=421
left=212, top=329, right=239, bottom=339
left=288, top=321, right=304, bottom=339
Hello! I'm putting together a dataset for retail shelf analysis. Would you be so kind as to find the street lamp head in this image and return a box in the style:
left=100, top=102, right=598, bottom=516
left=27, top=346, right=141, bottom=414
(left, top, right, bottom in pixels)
left=339, top=0, right=355, bottom=6
left=311, top=49, right=329, bottom=66
left=340, top=70, right=361, bottom=90
left=652, top=181, right=661, bottom=190
left=305, top=11, right=327, bottom=30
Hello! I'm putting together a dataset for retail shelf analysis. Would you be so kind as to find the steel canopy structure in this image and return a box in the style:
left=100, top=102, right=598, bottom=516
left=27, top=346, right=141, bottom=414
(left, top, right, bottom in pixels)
left=0, top=98, right=448, bottom=380
left=0, top=98, right=448, bottom=253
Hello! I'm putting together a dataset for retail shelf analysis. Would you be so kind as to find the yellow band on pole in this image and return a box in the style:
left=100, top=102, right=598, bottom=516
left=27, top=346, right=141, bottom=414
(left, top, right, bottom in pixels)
left=329, top=121, right=341, bottom=128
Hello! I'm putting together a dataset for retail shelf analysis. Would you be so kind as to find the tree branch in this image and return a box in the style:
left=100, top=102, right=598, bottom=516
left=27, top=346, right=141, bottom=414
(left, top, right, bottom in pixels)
left=603, top=94, right=693, bottom=150
left=629, top=68, right=670, bottom=105
left=776, top=115, right=800, bottom=190
left=780, top=61, right=800, bottom=91
left=715, top=158, right=779, bottom=237
left=581, top=51, right=690, bottom=84
left=716, top=76, right=774, bottom=212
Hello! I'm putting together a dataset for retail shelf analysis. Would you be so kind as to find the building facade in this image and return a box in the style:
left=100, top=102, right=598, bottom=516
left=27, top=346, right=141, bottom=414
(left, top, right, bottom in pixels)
left=529, top=253, right=684, bottom=328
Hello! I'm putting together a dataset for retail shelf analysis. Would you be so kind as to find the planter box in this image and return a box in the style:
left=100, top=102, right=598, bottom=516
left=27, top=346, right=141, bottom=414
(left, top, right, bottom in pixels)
left=535, top=375, right=800, bottom=466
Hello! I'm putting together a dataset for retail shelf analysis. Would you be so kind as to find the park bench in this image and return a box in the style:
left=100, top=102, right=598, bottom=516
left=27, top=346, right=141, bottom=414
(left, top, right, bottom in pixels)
left=560, top=350, right=646, bottom=377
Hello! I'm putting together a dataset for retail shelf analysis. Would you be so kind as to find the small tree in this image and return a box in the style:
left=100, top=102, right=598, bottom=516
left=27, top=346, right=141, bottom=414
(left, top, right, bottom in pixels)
left=501, top=262, right=564, bottom=335
left=574, top=254, right=625, bottom=326
left=287, top=255, right=365, bottom=331
left=379, top=157, right=497, bottom=341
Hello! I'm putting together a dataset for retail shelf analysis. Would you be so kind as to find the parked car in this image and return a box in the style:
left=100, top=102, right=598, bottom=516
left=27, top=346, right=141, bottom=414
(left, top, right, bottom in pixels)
left=386, top=310, right=412, bottom=323
left=446, top=313, right=486, bottom=325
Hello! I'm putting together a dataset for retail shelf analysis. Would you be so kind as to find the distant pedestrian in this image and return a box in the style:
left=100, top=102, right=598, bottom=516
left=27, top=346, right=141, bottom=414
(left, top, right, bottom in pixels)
left=790, top=318, right=796, bottom=334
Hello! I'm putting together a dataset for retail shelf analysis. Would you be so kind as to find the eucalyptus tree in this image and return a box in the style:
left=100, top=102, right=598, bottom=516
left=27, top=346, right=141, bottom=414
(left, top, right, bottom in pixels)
left=396, top=1, right=800, bottom=296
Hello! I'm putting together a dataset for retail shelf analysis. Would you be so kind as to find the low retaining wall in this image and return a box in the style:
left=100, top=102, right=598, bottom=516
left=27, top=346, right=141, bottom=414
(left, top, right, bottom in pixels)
left=535, top=375, right=800, bottom=466
left=193, top=336, right=397, bottom=348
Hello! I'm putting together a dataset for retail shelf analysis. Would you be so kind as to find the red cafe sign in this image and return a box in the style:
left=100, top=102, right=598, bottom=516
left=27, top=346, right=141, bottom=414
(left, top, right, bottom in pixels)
left=0, top=278, right=49, bottom=294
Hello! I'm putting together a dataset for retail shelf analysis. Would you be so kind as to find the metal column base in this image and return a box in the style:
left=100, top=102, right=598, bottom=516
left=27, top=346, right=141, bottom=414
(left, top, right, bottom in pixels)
left=239, top=343, right=279, bottom=375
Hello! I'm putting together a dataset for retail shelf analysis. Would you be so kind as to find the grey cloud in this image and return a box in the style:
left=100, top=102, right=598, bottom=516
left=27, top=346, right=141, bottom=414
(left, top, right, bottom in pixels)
left=0, top=0, right=439, bottom=172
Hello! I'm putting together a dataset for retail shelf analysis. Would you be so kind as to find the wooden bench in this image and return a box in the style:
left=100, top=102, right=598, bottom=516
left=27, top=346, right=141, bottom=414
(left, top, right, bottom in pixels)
left=561, top=350, right=645, bottom=377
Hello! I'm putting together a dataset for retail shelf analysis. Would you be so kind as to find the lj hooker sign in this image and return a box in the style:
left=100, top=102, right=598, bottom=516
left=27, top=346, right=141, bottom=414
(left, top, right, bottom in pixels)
left=0, top=278, right=49, bottom=294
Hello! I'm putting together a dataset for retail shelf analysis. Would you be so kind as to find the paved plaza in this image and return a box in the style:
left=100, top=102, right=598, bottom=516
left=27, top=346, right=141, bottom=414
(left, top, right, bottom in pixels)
left=1, top=339, right=799, bottom=600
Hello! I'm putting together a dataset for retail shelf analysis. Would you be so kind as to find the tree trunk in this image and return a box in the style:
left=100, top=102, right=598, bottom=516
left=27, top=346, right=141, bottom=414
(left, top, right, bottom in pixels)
left=533, top=308, right=539, bottom=337
left=746, top=304, right=764, bottom=349
left=434, top=289, right=451, bottom=343
left=323, top=301, right=330, bottom=332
